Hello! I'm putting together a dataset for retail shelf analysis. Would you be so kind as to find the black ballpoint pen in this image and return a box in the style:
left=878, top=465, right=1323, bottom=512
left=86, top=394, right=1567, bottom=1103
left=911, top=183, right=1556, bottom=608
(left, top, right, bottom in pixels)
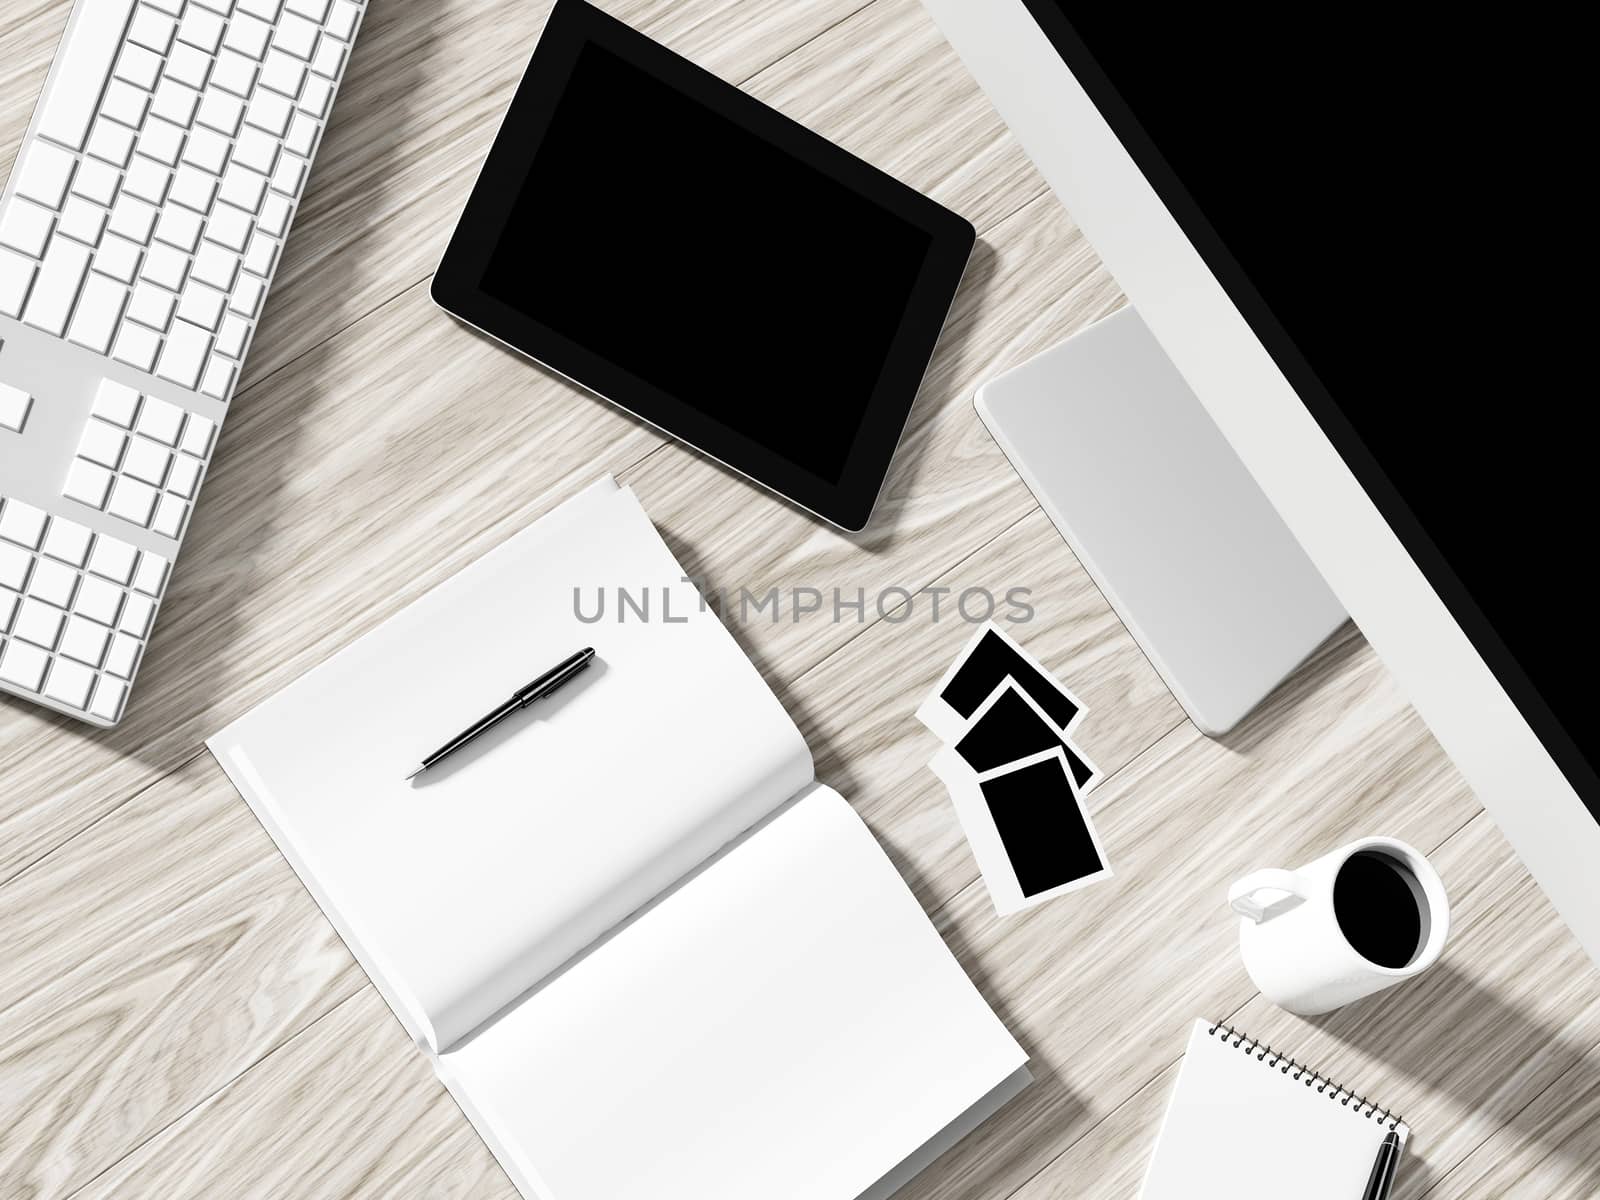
left=1360, top=1129, right=1401, bottom=1200
left=404, top=647, right=595, bottom=780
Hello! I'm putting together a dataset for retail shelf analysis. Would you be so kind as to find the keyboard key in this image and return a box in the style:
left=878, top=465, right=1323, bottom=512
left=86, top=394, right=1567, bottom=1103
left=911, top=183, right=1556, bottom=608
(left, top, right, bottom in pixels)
left=136, top=394, right=186, bottom=443
left=0, top=542, right=33, bottom=589
left=0, top=589, right=16, bottom=633
left=166, top=451, right=202, bottom=496
left=210, top=48, right=259, bottom=97
left=104, top=630, right=141, bottom=676
left=325, top=0, right=358, bottom=40
left=127, top=4, right=177, bottom=54
left=224, top=12, right=272, bottom=58
left=139, top=116, right=188, bottom=166
left=183, top=125, right=232, bottom=174
left=257, top=192, right=291, bottom=237
left=111, top=320, right=161, bottom=371
left=244, top=90, right=293, bottom=138
left=214, top=312, right=248, bottom=357
left=298, top=75, right=332, bottom=119
left=108, top=194, right=158, bottom=243
left=178, top=280, right=227, bottom=328
left=232, top=126, right=279, bottom=174
left=155, top=204, right=204, bottom=252
left=156, top=318, right=213, bottom=388
left=34, top=0, right=138, bottom=150
left=0, top=639, right=50, bottom=691
left=127, top=279, right=176, bottom=329
left=0, top=199, right=55, bottom=257
left=206, top=203, right=252, bottom=251
left=285, top=0, right=328, bottom=20
left=239, top=0, right=281, bottom=19
left=108, top=475, right=159, bottom=526
left=0, top=499, right=47, bottom=547
left=73, top=157, right=122, bottom=206
left=79, top=576, right=128, bottom=628
left=269, top=155, right=304, bottom=196
left=15, top=142, right=77, bottom=209
left=87, top=119, right=137, bottom=168
left=114, top=27, right=164, bottom=77
left=229, top=273, right=263, bottom=317
left=219, top=163, right=268, bottom=211
left=89, top=675, right=129, bottom=721
left=177, top=4, right=226, bottom=51
left=79, top=417, right=128, bottom=467
left=22, top=238, right=92, bottom=336
left=14, top=597, right=65, bottom=649
left=64, top=457, right=115, bottom=508
left=102, top=77, right=152, bottom=128
left=57, top=196, right=109, bottom=245
left=151, top=77, right=201, bottom=126
left=152, top=493, right=187, bottom=537
left=166, top=42, right=213, bottom=89
left=274, top=14, right=317, bottom=59
left=60, top=615, right=111, bottom=668
left=30, top=557, right=79, bottom=607
left=179, top=412, right=215, bottom=456
left=146, top=0, right=185, bottom=16
left=132, top=552, right=169, bottom=594
left=169, top=164, right=219, bottom=211
left=260, top=48, right=306, bottom=99
left=0, top=384, right=33, bottom=432
left=123, top=436, right=173, bottom=486
left=192, top=0, right=235, bottom=14
left=0, top=248, right=37, bottom=316
left=191, top=241, right=238, bottom=289
left=95, top=234, right=143, bottom=283
left=283, top=112, right=318, bottom=157
left=93, top=379, right=143, bottom=426
left=42, top=517, right=94, bottom=566
left=310, top=37, right=345, bottom=80
left=242, top=231, right=277, bottom=276
left=67, top=271, right=128, bottom=354
left=45, top=658, right=97, bottom=709
left=143, top=241, right=191, bottom=291
left=195, top=89, right=245, bottom=136
left=89, top=536, right=140, bottom=584
left=120, top=590, right=155, bottom=636
left=200, top=354, right=234, bottom=398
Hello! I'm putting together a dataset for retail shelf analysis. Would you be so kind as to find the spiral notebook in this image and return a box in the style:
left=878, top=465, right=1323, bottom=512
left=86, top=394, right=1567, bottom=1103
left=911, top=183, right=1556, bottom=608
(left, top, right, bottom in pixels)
left=1141, top=1020, right=1411, bottom=1200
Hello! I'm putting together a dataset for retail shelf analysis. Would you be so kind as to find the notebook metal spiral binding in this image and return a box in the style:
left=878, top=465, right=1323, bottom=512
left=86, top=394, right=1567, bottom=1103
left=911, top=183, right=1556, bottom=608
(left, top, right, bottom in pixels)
left=1204, top=1022, right=1404, bottom=1131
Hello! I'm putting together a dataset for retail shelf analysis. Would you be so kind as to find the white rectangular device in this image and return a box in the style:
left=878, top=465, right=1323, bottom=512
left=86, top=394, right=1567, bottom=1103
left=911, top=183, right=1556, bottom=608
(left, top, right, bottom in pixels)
left=976, top=307, right=1345, bottom=736
left=0, top=0, right=365, bottom=724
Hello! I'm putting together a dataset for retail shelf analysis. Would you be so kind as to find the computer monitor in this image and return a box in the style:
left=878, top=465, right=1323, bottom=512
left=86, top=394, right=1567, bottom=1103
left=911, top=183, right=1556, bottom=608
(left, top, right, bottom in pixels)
left=921, top=0, right=1600, bottom=960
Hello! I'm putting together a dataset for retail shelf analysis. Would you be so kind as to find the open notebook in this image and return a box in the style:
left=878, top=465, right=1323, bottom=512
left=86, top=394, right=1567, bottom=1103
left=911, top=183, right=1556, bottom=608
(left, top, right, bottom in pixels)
left=1142, top=1020, right=1410, bottom=1200
left=208, top=477, right=1028, bottom=1200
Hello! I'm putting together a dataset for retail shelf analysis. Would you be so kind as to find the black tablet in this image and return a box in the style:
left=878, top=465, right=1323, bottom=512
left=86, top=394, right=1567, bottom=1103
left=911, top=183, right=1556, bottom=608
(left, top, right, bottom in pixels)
left=431, top=0, right=974, bottom=530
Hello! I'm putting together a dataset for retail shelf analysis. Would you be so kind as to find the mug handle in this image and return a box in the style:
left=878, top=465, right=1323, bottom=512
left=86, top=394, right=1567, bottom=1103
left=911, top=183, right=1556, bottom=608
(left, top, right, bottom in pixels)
left=1228, top=869, right=1307, bottom=923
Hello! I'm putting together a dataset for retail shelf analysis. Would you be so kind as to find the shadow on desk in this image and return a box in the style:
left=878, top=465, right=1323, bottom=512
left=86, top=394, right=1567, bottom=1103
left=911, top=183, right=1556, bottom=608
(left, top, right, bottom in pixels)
left=1310, top=960, right=1600, bottom=1197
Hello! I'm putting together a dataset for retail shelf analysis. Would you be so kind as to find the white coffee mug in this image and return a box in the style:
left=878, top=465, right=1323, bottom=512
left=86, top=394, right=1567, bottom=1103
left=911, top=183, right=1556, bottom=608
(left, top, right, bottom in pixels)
left=1228, top=836, right=1449, bottom=1015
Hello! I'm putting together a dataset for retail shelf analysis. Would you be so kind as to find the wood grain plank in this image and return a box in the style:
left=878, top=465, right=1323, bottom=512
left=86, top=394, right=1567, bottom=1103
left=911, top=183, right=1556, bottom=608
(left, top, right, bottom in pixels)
left=1420, top=1038, right=1600, bottom=1199
left=0, top=755, right=364, bottom=1198
left=784, top=505, right=1186, bottom=910
left=999, top=812, right=1600, bottom=1200
left=885, top=623, right=1479, bottom=1200
left=70, top=987, right=517, bottom=1200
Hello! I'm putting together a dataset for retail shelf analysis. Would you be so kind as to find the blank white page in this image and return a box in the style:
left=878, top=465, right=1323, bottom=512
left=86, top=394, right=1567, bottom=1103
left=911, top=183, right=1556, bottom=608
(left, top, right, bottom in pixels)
left=1141, top=1021, right=1410, bottom=1200
left=209, top=478, right=812, bottom=1053
left=441, top=784, right=1028, bottom=1200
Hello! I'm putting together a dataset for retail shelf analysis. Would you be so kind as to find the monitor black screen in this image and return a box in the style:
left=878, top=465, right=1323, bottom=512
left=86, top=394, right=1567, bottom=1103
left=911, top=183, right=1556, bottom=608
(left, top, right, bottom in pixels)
left=1020, top=3, right=1596, bottom=817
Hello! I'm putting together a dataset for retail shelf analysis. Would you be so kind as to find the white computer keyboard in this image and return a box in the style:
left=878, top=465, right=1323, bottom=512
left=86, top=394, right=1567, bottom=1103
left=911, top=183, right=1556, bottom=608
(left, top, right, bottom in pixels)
left=0, top=0, right=364, bottom=725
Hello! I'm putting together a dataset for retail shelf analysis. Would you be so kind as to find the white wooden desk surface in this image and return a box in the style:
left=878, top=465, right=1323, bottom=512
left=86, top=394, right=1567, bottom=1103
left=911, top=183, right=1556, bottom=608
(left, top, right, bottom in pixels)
left=2, top=1, right=1597, bottom=1196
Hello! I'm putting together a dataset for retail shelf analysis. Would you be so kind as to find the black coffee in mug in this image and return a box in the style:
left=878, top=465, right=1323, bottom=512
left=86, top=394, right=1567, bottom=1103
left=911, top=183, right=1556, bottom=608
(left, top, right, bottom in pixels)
left=1332, top=850, right=1427, bottom=968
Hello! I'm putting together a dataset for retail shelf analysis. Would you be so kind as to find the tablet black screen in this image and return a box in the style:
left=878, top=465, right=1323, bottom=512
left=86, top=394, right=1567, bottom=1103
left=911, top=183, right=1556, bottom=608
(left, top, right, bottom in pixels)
left=479, top=42, right=933, bottom=486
